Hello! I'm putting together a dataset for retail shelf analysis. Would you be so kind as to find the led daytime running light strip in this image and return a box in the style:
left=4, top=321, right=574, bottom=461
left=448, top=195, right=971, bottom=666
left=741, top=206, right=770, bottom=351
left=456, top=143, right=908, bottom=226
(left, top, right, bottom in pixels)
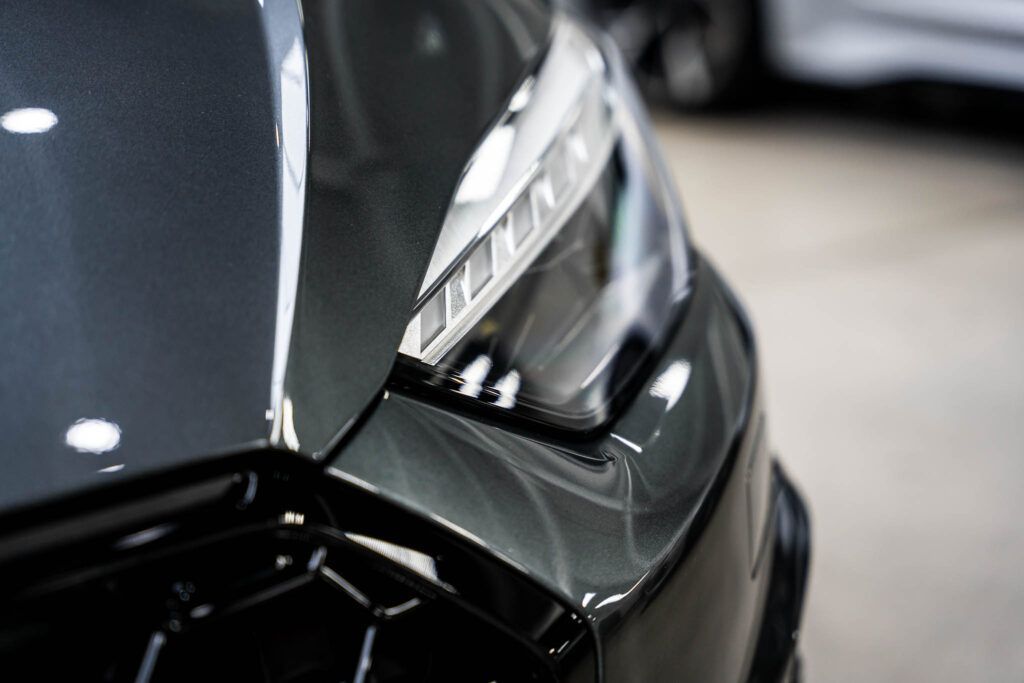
left=399, top=31, right=617, bottom=364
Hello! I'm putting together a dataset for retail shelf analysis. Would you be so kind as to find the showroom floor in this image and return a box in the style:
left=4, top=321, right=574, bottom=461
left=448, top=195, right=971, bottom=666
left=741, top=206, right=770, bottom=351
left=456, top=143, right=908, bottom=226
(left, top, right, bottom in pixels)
left=654, top=94, right=1024, bottom=682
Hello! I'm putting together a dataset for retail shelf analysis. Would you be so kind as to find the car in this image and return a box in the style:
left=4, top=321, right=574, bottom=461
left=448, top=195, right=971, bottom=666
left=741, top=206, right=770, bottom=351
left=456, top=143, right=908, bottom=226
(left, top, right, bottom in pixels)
left=571, top=0, right=1024, bottom=108
left=0, top=1, right=809, bottom=681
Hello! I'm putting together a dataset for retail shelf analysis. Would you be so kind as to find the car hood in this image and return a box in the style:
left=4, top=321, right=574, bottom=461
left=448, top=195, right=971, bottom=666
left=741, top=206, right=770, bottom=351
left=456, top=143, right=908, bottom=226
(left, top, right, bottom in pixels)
left=0, top=0, right=549, bottom=513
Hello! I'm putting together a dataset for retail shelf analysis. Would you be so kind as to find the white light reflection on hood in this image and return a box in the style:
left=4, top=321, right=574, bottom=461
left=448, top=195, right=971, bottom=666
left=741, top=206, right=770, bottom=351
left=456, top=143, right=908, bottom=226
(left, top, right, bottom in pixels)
left=1, top=108, right=58, bottom=134
left=649, top=360, right=691, bottom=411
left=65, top=418, right=121, bottom=454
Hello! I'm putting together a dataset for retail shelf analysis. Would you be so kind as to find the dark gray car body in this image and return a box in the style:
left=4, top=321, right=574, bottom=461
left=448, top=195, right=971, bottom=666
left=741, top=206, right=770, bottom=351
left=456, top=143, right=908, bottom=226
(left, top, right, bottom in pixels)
left=0, top=0, right=548, bottom=509
left=0, top=1, right=808, bottom=680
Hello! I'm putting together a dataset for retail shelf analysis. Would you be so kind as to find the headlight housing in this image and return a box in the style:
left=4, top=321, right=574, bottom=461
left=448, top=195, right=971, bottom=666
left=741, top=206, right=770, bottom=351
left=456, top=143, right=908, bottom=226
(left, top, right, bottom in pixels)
left=394, top=16, right=691, bottom=432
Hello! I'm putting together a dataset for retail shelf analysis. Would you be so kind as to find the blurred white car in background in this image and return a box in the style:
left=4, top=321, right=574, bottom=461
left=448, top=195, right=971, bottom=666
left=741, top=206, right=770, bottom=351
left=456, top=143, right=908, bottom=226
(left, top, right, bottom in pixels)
left=574, top=0, right=1024, bottom=107
left=771, top=0, right=1024, bottom=90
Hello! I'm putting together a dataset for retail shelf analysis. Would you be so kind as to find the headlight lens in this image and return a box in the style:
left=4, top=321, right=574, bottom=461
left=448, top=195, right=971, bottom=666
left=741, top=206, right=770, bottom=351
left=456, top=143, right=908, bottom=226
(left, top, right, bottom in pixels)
left=394, top=16, right=691, bottom=432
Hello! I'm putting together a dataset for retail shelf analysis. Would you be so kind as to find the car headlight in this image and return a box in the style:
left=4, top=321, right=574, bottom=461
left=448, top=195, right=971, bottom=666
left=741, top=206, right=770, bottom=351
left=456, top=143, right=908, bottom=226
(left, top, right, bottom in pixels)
left=394, top=15, right=691, bottom=432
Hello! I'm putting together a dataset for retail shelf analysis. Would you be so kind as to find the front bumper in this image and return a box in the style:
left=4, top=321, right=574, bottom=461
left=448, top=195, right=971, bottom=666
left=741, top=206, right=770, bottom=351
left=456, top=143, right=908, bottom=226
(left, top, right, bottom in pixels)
left=0, top=256, right=811, bottom=682
left=338, top=255, right=812, bottom=681
left=747, top=464, right=812, bottom=683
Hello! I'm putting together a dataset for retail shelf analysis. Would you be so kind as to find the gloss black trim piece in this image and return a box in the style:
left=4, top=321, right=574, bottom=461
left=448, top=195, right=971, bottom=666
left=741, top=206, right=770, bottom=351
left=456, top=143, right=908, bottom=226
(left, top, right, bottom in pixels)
left=746, top=463, right=812, bottom=683
left=0, top=451, right=593, bottom=681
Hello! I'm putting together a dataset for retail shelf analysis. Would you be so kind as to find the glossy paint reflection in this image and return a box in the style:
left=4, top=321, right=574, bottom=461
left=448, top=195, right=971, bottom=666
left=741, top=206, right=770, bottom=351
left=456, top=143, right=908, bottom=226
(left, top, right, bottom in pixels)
left=0, top=0, right=280, bottom=511
left=283, top=0, right=552, bottom=456
left=259, top=0, right=309, bottom=452
left=0, top=0, right=551, bottom=512
left=334, top=259, right=770, bottom=679
left=1, top=108, right=58, bottom=134
left=65, top=418, right=121, bottom=454
left=649, top=360, right=692, bottom=411
left=335, top=260, right=753, bottom=622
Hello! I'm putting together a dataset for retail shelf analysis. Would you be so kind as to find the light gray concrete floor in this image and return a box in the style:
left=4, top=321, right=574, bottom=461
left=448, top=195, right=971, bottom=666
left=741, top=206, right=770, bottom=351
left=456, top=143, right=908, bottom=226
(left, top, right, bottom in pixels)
left=654, top=105, right=1024, bottom=682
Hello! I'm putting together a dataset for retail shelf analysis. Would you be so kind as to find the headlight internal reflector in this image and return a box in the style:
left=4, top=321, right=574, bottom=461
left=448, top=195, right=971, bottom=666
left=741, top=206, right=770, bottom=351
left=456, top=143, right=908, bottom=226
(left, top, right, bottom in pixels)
left=395, top=17, right=690, bottom=431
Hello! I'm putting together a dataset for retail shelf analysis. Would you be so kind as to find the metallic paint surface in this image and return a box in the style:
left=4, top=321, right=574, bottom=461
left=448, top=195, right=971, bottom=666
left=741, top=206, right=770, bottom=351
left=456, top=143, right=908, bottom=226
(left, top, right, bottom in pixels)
left=0, top=0, right=550, bottom=512
left=282, top=0, right=551, bottom=455
left=0, top=4, right=809, bottom=678
left=332, top=259, right=775, bottom=679
left=0, top=0, right=279, bottom=512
